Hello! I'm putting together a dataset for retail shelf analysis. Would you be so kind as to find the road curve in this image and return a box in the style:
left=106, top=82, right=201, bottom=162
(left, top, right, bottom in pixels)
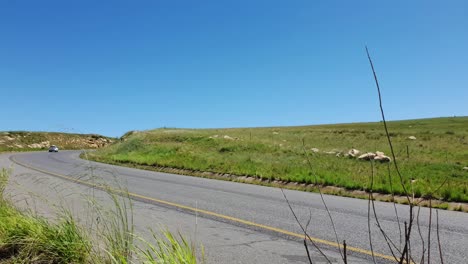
left=3, top=151, right=468, bottom=263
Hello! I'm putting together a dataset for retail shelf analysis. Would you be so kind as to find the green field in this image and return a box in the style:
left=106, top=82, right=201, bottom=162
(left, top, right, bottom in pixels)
left=88, top=117, right=468, bottom=202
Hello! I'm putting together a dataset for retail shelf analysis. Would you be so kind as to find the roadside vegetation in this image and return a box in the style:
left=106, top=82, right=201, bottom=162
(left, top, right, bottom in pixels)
left=86, top=117, right=468, bottom=203
left=0, top=168, right=200, bottom=263
left=0, top=131, right=114, bottom=152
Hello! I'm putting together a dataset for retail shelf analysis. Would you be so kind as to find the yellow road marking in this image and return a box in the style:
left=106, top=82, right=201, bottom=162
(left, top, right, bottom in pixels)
left=11, top=155, right=398, bottom=262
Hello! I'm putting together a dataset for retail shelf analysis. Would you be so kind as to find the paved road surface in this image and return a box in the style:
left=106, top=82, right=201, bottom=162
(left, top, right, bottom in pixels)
left=2, top=151, right=467, bottom=263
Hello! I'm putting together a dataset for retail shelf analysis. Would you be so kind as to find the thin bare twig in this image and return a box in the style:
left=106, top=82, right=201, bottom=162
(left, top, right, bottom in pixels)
left=387, top=163, right=403, bottom=249
left=428, top=200, right=432, bottom=264
left=343, top=240, right=347, bottom=264
left=280, top=188, right=332, bottom=264
left=416, top=206, right=426, bottom=264
left=405, top=222, right=410, bottom=264
left=304, top=209, right=314, bottom=264
left=303, top=239, right=314, bottom=264
left=365, top=47, right=415, bottom=264
left=371, top=194, right=402, bottom=261
left=300, top=143, right=344, bottom=261
left=365, top=46, right=411, bottom=202
left=367, top=160, right=377, bottom=264
left=436, top=210, right=444, bottom=264
left=368, top=163, right=403, bottom=262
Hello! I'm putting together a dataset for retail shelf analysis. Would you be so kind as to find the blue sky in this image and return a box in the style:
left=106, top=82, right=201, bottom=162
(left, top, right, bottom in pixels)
left=1, top=1, right=467, bottom=137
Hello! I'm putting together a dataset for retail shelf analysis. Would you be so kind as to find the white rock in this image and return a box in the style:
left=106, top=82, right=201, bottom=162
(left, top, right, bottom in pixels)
left=408, top=136, right=417, bottom=140
left=347, top=149, right=360, bottom=158
left=374, top=155, right=391, bottom=162
left=358, top=152, right=376, bottom=160
left=311, top=148, right=319, bottom=153
left=375, top=151, right=385, bottom=156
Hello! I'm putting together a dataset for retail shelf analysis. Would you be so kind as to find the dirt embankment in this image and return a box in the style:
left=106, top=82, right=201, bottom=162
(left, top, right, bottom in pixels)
left=0, top=132, right=114, bottom=151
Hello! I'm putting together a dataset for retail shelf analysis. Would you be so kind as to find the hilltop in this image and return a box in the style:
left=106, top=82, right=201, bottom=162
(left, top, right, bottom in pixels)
left=0, top=131, right=114, bottom=152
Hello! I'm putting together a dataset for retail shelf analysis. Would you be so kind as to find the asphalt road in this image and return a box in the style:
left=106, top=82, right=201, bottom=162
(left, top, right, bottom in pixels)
left=2, top=151, right=467, bottom=263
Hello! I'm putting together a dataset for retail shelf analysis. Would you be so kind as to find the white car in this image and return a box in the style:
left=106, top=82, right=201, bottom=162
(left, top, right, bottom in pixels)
left=48, top=145, right=59, bottom=152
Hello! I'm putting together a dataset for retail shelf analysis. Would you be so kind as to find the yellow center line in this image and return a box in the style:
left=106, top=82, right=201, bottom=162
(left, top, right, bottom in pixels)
left=11, top=155, right=399, bottom=262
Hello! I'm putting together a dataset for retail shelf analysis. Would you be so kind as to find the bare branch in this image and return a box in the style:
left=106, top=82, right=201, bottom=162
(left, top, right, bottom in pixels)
left=343, top=240, right=347, bottom=264
left=367, top=161, right=377, bottom=264
left=303, top=239, right=314, bottom=264
left=436, top=210, right=444, bottom=264
left=416, top=206, right=426, bottom=264
left=280, top=188, right=332, bottom=264
left=365, top=46, right=411, bottom=202
left=365, top=47, right=415, bottom=264
left=428, top=200, right=432, bottom=264
left=387, top=163, right=403, bottom=249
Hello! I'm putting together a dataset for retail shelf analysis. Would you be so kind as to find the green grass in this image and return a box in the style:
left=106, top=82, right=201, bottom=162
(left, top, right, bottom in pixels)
left=136, top=230, right=201, bottom=264
left=0, top=168, right=201, bottom=264
left=0, top=168, right=93, bottom=263
left=0, top=205, right=93, bottom=263
left=87, top=117, right=468, bottom=203
left=0, top=131, right=114, bottom=152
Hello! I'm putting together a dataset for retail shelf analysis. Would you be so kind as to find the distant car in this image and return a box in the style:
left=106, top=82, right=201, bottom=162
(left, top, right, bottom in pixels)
left=48, top=145, right=59, bottom=152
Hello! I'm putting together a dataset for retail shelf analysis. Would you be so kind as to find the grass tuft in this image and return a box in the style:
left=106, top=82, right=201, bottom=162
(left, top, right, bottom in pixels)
left=0, top=169, right=92, bottom=263
left=0, top=167, right=201, bottom=264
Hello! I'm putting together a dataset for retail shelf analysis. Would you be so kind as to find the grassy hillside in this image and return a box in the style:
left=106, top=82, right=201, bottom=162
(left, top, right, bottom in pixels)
left=87, top=117, right=468, bottom=203
left=0, top=131, right=114, bottom=152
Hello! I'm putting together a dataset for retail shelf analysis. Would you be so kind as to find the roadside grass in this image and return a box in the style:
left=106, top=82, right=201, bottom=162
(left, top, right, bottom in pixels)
left=0, top=167, right=201, bottom=263
left=0, top=168, right=93, bottom=263
left=136, top=230, right=200, bottom=264
left=86, top=117, right=468, bottom=203
left=0, top=205, right=92, bottom=263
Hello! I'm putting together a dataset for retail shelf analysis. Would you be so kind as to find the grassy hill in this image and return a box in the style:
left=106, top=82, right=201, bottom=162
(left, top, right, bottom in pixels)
left=0, top=131, right=115, bottom=152
left=86, top=117, right=468, bottom=203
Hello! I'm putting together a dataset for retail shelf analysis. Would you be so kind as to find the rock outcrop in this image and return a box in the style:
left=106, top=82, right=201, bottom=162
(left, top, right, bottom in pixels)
left=358, top=151, right=391, bottom=163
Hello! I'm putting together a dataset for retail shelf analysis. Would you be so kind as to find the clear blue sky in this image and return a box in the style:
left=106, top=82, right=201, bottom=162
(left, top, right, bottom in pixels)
left=1, top=1, right=467, bottom=137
